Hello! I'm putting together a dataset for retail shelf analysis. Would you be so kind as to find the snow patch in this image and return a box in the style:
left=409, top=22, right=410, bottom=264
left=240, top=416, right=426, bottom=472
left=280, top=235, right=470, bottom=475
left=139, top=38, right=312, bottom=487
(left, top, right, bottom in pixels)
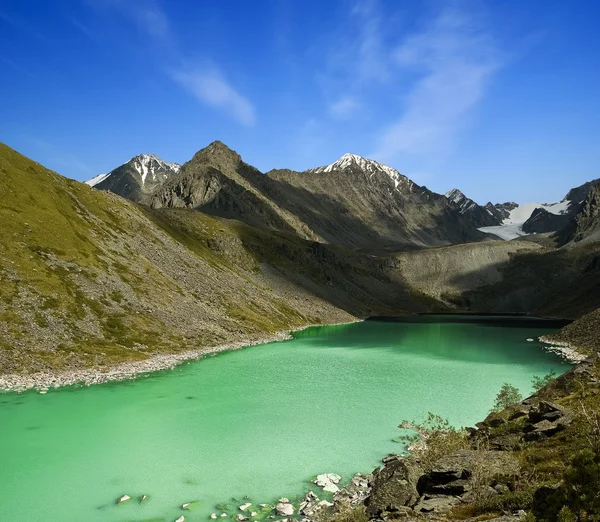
left=85, top=173, right=110, bottom=187
left=129, top=153, right=181, bottom=186
left=479, top=199, right=572, bottom=241
left=478, top=224, right=528, bottom=241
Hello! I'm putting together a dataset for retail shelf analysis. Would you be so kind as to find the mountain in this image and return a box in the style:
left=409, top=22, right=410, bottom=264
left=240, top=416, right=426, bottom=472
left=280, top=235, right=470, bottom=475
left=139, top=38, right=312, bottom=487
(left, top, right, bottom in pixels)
left=444, top=189, right=503, bottom=227
left=3, top=141, right=600, bottom=380
left=87, top=153, right=181, bottom=204
left=0, top=141, right=456, bottom=377
left=521, top=207, right=571, bottom=234
left=148, top=144, right=489, bottom=250
left=557, top=182, right=600, bottom=245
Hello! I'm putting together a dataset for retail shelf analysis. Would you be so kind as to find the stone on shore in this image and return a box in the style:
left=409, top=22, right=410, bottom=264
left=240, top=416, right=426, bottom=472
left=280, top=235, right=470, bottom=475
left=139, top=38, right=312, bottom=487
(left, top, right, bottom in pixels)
left=275, top=501, right=294, bottom=516
left=314, top=473, right=342, bottom=493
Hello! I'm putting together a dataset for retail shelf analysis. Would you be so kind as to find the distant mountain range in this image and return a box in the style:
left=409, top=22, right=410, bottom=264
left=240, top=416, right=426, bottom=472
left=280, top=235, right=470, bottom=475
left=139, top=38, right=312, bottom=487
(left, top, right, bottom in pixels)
left=87, top=142, right=489, bottom=250
left=87, top=142, right=600, bottom=248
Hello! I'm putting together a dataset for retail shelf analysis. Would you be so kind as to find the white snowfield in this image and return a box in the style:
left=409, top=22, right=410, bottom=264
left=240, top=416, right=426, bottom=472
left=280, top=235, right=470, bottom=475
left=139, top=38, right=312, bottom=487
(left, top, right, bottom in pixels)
left=85, top=173, right=109, bottom=187
left=310, top=153, right=413, bottom=191
left=479, top=200, right=572, bottom=240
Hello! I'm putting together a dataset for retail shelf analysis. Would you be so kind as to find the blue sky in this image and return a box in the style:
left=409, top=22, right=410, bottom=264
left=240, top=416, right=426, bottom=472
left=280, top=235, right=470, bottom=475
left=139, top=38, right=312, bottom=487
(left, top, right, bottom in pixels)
left=1, top=0, right=599, bottom=204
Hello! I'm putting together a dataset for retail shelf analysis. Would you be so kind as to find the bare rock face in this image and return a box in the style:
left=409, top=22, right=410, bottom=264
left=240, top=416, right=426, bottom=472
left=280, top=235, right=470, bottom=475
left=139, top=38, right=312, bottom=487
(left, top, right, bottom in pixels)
left=364, top=456, right=423, bottom=516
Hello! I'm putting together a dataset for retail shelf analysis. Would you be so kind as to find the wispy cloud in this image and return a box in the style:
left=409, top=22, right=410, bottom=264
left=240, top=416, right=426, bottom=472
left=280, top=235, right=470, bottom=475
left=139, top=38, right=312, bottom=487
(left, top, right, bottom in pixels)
left=351, top=0, right=389, bottom=83
left=172, top=68, right=256, bottom=127
left=85, top=0, right=255, bottom=125
left=329, top=96, right=360, bottom=119
left=372, top=5, right=502, bottom=161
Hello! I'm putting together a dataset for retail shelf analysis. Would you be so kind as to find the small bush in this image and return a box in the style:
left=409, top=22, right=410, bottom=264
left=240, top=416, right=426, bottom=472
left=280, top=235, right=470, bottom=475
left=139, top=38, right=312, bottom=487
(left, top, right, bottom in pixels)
left=532, top=371, right=557, bottom=398
left=476, top=490, right=534, bottom=514
left=491, top=383, right=523, bottom=413
left=532, top=449, right=600, bottom=521
left=398, top=412, right=468, bottom=471
left=313, top=505, right=368, bottom=522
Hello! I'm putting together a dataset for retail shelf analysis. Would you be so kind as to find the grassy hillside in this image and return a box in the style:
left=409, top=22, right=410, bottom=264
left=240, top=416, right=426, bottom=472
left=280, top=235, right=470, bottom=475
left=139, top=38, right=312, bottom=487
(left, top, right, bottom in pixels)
left=0, top=143, right=439, bottom=376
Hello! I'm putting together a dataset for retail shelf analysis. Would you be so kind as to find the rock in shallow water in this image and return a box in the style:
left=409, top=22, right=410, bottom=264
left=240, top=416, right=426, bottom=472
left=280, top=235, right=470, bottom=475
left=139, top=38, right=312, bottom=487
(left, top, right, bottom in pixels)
left=116, top=494, right=131, bottom=504
left=275, top=501, right=294, bottom=516
left=314, top=473, right=341, bottom=493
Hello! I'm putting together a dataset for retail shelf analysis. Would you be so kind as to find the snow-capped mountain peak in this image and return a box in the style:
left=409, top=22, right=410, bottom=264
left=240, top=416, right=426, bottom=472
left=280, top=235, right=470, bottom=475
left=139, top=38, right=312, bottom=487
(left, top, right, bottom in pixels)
left=445, top=188, right=467, bottom=205
left=310, top=153, right=410, bottom=190
left=129, top=154, right=181, bottom=186
left=85, top=153, right=181, bottom=189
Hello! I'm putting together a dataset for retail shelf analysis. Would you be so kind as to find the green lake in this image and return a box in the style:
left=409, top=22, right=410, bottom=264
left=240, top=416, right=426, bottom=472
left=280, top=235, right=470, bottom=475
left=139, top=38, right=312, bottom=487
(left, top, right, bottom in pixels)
left=0, top=316, right=571, bottom=522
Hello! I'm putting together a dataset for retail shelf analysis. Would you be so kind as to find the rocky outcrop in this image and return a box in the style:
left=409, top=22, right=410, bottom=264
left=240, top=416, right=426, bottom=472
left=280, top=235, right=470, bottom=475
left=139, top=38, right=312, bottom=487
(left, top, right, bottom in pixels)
left=474, top=400, right=574, bottom=448
left=445, top=189, right=502, bottom=228
left=150, top=142, right=492, bottom=250
left=364, top=456, right=423, bottom=516
left=558, top=183, right=600, bottom=245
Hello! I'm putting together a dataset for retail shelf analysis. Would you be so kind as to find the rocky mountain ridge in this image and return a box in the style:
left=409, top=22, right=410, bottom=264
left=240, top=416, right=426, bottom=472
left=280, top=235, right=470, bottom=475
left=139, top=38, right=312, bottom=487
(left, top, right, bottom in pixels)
left=92, top=141, right=490, bottom=250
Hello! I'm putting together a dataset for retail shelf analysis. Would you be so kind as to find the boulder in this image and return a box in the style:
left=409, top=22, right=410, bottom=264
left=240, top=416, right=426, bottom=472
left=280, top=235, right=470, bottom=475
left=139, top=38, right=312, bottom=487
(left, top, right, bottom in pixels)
left=364, top=457, right=423, bottom=516
left=299, top=491, right=319, bottom=516
left=236, top=515, right=249, bottom=522
left=334, top=473, right=372, bottom=507
left=239, top=503, right=252, bottom=511
left=528, top=401, right=567, bottom=423
left=489, top=434, right=523, bottom=451
left=488, top=417, right=506, bottom=428
left=275, top=501, right=294, bottom=517
left=508, top=405, right=531, bottom=421
left=418, top=450, right=519, bottom=496
left=116, top=495, right=131, bottom=504
left=416, top=495, right=461, bottom=513
left=175, top=517, right=185, bottom=522
left=523, top=419, right=568, bottom=442
left=314, top=473, right=341, bottom=493
left=211, top=514, right=218, bottom=519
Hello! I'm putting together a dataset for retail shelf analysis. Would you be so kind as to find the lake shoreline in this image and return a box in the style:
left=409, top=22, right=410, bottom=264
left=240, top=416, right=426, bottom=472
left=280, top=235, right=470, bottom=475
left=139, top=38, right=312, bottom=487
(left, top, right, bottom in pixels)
left=0, top=320, right=360, bottom=393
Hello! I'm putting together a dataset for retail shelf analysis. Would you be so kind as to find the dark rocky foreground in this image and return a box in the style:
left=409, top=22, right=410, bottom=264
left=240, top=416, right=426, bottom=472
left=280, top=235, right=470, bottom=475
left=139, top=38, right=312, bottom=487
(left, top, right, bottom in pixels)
left=284, top=354, right=599, bottom=522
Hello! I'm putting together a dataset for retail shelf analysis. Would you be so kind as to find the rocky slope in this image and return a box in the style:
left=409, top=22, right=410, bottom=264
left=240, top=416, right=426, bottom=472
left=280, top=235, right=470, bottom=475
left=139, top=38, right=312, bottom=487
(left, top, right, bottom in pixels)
left=0, top=142, right=453, bottom=380
left=265, top=155, right=489, bottom=250
left=444, top=189, right=504, bottom=228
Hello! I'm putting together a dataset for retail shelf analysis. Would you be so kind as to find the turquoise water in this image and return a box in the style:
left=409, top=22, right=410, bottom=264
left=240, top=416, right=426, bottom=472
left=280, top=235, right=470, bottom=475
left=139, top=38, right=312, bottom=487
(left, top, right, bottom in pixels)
left=0, top=317, right=570, bottom=521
